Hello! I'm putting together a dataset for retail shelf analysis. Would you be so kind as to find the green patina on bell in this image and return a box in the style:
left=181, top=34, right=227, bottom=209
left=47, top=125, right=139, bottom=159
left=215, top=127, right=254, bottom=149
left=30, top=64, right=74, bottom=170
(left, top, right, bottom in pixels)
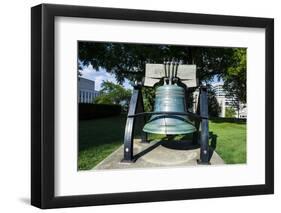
left=143, top=83, right=196, bottom=135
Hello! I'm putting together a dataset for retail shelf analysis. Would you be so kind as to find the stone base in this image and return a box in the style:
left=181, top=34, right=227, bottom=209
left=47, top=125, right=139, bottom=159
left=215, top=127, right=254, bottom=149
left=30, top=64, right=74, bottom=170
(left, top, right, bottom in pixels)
left=93, top=139, right=224, bottom=170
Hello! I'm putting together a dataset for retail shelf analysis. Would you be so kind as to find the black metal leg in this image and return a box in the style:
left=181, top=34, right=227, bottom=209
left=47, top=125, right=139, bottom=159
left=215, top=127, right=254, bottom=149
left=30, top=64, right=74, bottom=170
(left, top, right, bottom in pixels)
left=122, top=88, right=144, bottom=162
left=122, top=116, right=135, bottom=162
left=198, top=87, right=210, bottom=164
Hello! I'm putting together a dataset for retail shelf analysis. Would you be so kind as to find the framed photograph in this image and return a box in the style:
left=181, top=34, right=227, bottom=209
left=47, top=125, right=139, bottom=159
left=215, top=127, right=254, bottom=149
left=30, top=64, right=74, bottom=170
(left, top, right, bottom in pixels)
left=31, top=4, right=274, bottom=209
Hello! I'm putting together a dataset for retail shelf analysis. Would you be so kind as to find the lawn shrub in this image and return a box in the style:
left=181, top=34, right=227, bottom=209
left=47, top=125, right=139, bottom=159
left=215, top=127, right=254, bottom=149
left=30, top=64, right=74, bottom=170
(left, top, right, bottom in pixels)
left=79, top=103, right=121, bottom=120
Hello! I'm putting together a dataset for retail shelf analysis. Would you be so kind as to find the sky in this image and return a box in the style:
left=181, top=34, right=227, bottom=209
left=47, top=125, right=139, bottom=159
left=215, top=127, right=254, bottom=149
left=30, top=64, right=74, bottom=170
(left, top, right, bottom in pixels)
left=79, top=63, right=132, bottom=91
left=211, top=75, right=224, bottom=84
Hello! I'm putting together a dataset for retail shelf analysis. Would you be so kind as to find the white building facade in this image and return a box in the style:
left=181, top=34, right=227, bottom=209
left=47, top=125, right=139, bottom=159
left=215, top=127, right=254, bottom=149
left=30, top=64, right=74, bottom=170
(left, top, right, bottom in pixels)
left=192, top=82, right=247, bottom=118
left=212, top=82, right=247, bottom=119
left=78, top=77, right=99, bottom=103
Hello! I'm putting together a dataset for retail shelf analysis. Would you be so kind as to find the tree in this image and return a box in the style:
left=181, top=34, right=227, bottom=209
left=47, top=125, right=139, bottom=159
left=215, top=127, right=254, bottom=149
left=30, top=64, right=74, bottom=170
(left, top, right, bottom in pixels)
left=94, top=81, right=132, bottom=111
left=225, top=107, right=236, bottom=118
left=223, top=48, right=246, bottom=103
left=207, top=85, right=221, bottom=117
left=142, top=87, right=155, bottom=112
left=78, top=42, right=239, bottom=84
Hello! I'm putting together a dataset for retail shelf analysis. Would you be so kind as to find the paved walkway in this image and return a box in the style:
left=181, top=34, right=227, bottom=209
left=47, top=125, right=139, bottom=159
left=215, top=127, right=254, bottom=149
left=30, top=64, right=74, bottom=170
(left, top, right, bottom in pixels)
left=93, top=139, right=224, bottom=170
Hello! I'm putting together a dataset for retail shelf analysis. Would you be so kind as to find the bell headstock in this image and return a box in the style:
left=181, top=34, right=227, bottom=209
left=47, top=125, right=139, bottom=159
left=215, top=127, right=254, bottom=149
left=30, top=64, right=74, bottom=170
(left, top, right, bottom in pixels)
left=144, top=62, right=197, bottom=88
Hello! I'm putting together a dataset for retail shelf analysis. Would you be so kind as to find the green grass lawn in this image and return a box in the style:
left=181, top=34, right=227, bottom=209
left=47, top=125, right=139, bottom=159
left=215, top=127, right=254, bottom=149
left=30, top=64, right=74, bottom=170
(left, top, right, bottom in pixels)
left=78, top=115, right=127, bottom=170
left=209, top=118, right=246, bottom=164
left=78, top=116, right=246, bottom=170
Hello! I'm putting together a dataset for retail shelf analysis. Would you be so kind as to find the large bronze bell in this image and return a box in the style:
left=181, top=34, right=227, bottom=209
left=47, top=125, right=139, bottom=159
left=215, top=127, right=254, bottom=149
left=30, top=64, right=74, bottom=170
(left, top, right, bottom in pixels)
left=143, top=61, right=196, bottom=135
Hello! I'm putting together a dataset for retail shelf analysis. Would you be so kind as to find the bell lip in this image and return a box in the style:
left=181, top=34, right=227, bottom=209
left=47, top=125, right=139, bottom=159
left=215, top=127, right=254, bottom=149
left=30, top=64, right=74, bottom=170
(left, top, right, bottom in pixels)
left=143, top=119, right=197, bottom=135
left=142, top=127, right=196, bottom=135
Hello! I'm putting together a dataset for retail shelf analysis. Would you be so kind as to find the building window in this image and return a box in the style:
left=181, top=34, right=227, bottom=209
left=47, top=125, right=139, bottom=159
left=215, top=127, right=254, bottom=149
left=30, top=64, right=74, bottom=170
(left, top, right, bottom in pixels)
left=84, top=91, right=87, bottom=103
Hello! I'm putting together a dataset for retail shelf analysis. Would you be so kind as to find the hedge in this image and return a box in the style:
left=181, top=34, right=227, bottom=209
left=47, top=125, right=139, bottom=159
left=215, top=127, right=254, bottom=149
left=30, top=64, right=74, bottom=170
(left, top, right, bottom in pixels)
left=79, top=103, right=121, bottom=120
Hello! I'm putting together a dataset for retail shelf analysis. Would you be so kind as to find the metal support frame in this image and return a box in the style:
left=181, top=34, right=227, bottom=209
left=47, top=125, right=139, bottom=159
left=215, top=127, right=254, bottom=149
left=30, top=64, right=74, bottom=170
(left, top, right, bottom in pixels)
left=122, top=86, right=146, bottom=162
left=198, top=86, right=210, bottom=164
left=122, top=85, right=210, bottom=164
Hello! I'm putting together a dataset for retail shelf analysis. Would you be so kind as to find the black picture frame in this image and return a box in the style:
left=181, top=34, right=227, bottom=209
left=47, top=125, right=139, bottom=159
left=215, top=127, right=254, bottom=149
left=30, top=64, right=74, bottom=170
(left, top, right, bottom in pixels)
left=31, top=3, right=274, bottom=209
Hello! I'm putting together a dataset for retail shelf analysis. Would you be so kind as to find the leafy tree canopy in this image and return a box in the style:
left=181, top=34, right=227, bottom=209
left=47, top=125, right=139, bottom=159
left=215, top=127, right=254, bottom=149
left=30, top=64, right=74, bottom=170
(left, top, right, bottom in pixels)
left=207, top=85, right=221, bottom=117
left=94, top=81, right=132, bottom=111
left=223, top=48, right=246, bottom=103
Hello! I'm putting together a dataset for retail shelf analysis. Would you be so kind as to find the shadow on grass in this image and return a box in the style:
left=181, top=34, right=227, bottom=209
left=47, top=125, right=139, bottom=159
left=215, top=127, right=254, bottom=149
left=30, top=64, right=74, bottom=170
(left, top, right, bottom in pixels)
left=79, top=115, right=126, bottom=152
left=208, top=131, right=218, bottom=161
left=78, top=115, right=128, bottom=170
left=210, top=117, right=246, bottom=124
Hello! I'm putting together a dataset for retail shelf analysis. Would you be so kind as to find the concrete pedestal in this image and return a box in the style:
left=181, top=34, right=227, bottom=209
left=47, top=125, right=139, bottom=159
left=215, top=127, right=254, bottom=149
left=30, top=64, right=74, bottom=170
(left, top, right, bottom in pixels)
left=93, top=139, right=224, bottom=170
